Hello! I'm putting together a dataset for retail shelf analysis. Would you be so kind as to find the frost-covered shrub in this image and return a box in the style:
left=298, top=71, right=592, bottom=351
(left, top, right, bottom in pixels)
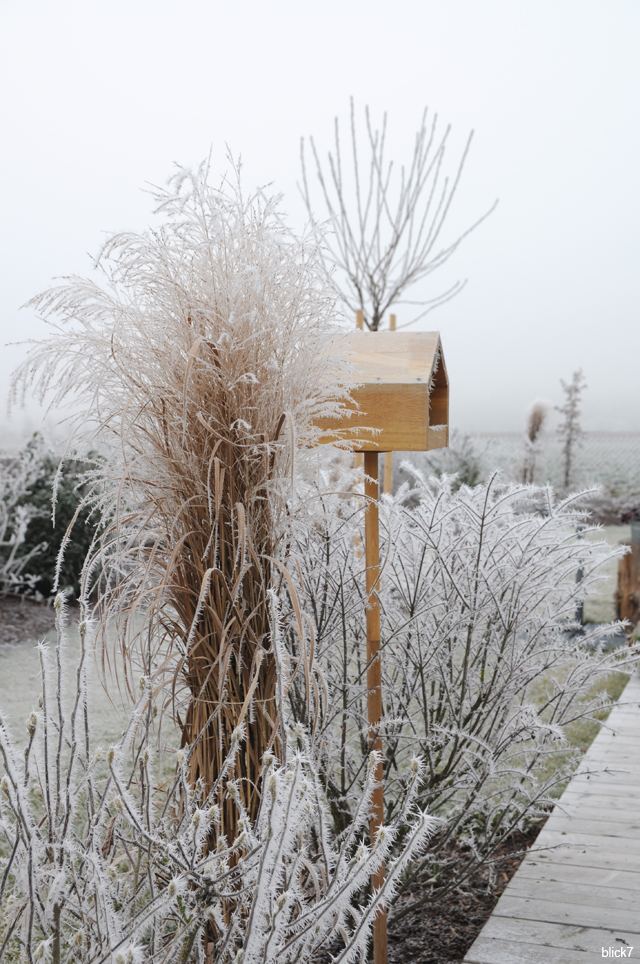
left=0, top=597, right=435, bottom=963
left=290, top=471, right=638, bottom=916
left=0, top=434, right=99, bottom=599
left=403, top=430, right=487, bottom=493
left=0, top=441, right=47, bottom=596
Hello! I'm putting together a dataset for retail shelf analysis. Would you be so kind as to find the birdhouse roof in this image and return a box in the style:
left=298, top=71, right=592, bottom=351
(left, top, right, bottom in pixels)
left=345, top=330, right=446, bottom=386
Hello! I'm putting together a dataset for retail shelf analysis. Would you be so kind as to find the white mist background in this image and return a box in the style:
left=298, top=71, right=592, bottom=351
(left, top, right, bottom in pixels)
left=1, top=0, right=639, bottom=447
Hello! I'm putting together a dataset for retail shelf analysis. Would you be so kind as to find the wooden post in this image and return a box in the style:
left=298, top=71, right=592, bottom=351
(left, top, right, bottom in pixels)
left=616, top=542, right=640, bottom=626
left=382, top=315, right=396, bottom=496
left=364, top=450, right=387, bottom=964
left=355, top=310, right=365, bottom=473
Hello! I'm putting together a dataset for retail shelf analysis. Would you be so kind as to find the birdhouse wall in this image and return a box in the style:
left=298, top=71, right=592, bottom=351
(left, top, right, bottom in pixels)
left=315, top=331, right=449, bottom=452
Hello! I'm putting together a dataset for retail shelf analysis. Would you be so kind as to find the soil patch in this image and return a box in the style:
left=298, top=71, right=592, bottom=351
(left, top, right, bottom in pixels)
left=386, top=821, right=546, bottom=963
left=0, top=594, right=57, bottom=645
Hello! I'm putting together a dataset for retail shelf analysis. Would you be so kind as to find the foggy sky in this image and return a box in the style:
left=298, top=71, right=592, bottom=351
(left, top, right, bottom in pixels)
left=1, top=0, right=639, bottom=447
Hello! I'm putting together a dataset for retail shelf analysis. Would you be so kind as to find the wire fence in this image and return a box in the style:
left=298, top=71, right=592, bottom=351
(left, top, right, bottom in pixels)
left=396, top=432, right=640, bottom=522
left=470, top=432, right=640, bottom=491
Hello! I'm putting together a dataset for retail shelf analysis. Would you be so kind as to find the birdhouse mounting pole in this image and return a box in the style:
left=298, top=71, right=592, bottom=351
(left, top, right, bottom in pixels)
left=364, top=450, right=387, bottom=964
left=382, top=313, right=396, bottom=496
left=314, top=323, right=449, bottom=964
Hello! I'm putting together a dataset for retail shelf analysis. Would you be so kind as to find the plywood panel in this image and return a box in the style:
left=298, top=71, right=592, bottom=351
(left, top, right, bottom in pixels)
left=315, top=384, right=430, bottom=451
left=345, top=330, right=441, bottom=384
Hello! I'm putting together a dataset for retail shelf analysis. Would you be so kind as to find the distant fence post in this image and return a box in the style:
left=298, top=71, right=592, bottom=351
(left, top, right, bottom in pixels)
left=616, top=537, right=640, bottom=628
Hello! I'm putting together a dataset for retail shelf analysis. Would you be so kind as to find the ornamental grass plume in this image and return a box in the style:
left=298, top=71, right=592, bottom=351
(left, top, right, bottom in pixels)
left=12, top=160, right=353, bottom=838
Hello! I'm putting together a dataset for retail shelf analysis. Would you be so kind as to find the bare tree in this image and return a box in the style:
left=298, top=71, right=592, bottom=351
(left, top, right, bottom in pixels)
left=300, top=98, right=497, bottom=330
left=557, top=369, right=587, bottom=491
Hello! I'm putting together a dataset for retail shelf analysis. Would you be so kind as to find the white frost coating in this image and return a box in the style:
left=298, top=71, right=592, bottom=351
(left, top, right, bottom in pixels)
left=0, top=592, right=436, bottom=963
left=291, top=470, right=639, bottom=910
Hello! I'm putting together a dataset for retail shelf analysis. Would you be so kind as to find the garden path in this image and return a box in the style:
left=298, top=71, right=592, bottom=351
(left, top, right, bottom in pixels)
left=464, top=671, right=640, bottom=963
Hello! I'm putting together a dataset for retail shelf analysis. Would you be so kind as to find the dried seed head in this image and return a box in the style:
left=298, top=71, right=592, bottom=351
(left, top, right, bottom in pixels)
left=374, top=826, right=388, bottom=846
left=26, top=712, right=37, bottom=736
left=176, top=749, right=185, bottom=766
left=138, top=675, right=147, bottom=694
left=263, top=751, right=275, bottom=771
left=107, top=746, right=116, bottom=767
left=167, top=876, right=183, bottom=900
left=112, top=794, right=123, bottom=814
left=1, top=776, right=9, bottom=795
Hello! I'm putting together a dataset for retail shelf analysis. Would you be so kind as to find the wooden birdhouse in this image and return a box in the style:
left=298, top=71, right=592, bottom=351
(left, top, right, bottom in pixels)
left=316, top=330, right=449, bottom=452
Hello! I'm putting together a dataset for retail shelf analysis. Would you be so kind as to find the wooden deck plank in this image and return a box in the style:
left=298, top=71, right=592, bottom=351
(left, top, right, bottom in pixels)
left=515, top=861, right=640, bottom=889
left=530, top=830, right=640, bottom=855
left=527, top=850, right=640, bottom=872
left=562, top=777, right=640, bottom=793
left=545, top=805, right=640, bottom=823
left=466, top=935, right=617, bottom=963
left=478, top=915, right=640, bottom=952
left=547, top=794, right=640, bottom=812
left=537, top=817, right=640, bottom=836
left=464, top=672, right=640, bottom=962
left=559, top=791, right=640, bottom=806
left=506, top=876, right=639, bottom=908
left=491, top=894, right=640, bottom=933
